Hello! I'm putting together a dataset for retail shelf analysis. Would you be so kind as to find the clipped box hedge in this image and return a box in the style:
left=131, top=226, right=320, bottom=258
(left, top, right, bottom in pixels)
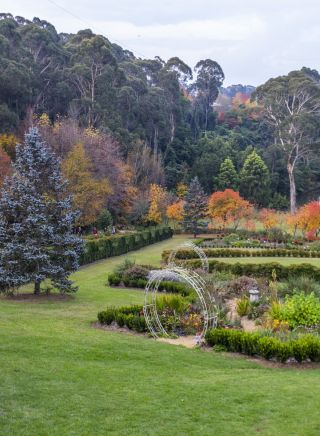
left=80, top=227, right=173, bottom=265
left=180, top=258, right=320, bottom=280
left=162, top=248, right=320, bottom=262
left=97, top=305, right=147, bottom=332
left=108, top=273, right=192, bottom=296
left=205, top=328, right=320, bottom=363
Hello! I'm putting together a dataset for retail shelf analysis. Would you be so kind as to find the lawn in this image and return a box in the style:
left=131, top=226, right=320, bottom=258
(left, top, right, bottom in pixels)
left=209, top=257, right=320, bottom=267
left=1, top=235, right=320, bottom=435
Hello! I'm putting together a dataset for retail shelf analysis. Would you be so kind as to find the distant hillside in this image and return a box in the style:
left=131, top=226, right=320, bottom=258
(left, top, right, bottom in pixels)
left=220, top=84, right=255, bottom=98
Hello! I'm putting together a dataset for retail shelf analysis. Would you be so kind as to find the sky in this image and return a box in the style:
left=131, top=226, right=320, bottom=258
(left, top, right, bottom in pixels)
left=1, top=0, right=320, bottom=86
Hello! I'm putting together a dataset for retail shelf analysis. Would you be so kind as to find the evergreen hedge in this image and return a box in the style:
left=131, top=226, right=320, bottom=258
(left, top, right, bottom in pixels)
left=80, top=227, right=173, bottom=265
left=162, top=247, right=320, bottom=262
left=97, top=305, right=147, bottom=332
left=108, top=273, right=192, bottom=296
left=205, top=328, right=320, bottom=363
left=180, top=259, right=320, bottom=280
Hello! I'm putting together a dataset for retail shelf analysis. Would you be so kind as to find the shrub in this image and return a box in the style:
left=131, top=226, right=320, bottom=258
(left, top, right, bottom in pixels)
left=108, top=273, right=121, bottom=286
left=205, top=328, right=320, bottom=362
left=236, top=296, right=250, bottom=317
left=115, top=258, right=136, bottom=275
left=123, top=265, right=149, bottom=281
left=280, top=292, right=320, bottom=328
left=97, top=305, right=147, bottom=333
left=98, top=307, right=117, bottom=325
left=229, top=276, right=258, bottom=296
left=183, top=259, right=320, bottom=281
left=285, top=275, right=320, bottom=297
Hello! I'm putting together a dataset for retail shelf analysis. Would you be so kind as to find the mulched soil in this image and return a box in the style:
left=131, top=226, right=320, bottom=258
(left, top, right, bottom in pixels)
left=3, top=293, right=74, bottom=303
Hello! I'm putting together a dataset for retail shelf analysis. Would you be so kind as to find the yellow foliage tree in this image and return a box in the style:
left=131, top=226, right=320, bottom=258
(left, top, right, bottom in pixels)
left=0, top=133, right=18, bottom=160
left=62, top=143, right=112, bottom=226
left=176, top=182, right=188, bottom=199
left=145, top=184, right=167, bottom=224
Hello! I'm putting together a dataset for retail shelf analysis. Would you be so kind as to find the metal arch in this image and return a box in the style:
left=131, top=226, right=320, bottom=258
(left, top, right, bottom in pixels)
left=143, top=266, right=217, bottom=340
left=167, top=241, right=209, bottom=273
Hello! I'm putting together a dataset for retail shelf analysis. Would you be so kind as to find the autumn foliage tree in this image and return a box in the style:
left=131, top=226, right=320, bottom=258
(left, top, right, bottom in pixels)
left=0, top=148, right=12, bottom=188
left=62, top=143, right=112, bottom=226
left=259, top=208, right=279, bottom=230
left=166, top=200, right=184, bottom=228
left=208, top=189, right=252, bottom=229
left=287, top=201, right=320, bottom=238
left=145, top=184, right=167, bottom=225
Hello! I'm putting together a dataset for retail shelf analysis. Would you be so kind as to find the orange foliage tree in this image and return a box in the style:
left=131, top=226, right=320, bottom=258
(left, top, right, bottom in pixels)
left=208, top=189, right=253, bottom=229
left=166, top=200, right=184, bottom=228
left=286, top=201, right=320, bottom=238
left=259, top=208, right=279, bottom=230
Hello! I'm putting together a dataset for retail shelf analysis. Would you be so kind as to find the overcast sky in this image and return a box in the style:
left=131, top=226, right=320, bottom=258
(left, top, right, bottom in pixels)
left=1, top=0, right=320, bottom=85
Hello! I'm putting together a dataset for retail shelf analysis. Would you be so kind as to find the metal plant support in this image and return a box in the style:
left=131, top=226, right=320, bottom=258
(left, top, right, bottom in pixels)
left=143, top=266, right=217, bottom=339
left=167, top=241, right=209, bottom=273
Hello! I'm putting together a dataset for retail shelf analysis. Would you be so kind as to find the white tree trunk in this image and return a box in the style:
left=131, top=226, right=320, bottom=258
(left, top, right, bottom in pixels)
left=287, top=163, right=296, bottom=214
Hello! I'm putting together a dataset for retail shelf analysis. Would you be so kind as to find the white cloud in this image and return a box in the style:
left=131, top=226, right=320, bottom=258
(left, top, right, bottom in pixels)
left=100, top=16, right=266, bottom=42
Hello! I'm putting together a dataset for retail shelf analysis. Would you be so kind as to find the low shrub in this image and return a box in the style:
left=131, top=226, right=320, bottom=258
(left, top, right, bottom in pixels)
left=162, top=247, right=320, bottom=262
left=279, top=292, right=320, bottom=328
left=205, top=328, right=320, bottom=362
left=236, top=296, right=250, bottom=317
left=229, top=276, right=258, bottom=296
left=97, top=305, right=147, bottom=333
left=183, top=259, right=320, bottom=281
left=108, top=273, right=121, bottom=286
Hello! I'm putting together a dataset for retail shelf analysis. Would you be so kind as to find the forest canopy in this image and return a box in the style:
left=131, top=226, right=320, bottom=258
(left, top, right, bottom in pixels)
left=1, top=12, right=320, bottom=222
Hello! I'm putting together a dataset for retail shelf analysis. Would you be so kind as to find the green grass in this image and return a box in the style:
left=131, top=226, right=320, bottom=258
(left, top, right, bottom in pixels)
left=1, top=235, right=320, bottom=435
left=210, top=257, right=320, bottom=267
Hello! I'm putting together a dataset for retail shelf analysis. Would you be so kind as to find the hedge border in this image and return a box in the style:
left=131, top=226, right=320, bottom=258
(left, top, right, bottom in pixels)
left=162, top=248, right=320, bottom=262
left=205, top=328, right=320, bottom=363
left=81, top=227, right=173, bottom=265
left=179, top=258, right=320, bottom=280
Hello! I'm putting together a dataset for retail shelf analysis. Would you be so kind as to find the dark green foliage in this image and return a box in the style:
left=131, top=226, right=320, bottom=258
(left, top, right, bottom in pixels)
left=240, top=150, right=270, bottom=206
left=216, top=158, right=239, bottom=190
left=205, top=328, right=320, bottom=362
left=96, top=209, right=113, bottom=231
left=162, top=247, right=320, bottom=262
left=182, top=259, right=320, bottom=280
left=108, top=269, right=192, bottom=296
left=97, top=305, right=147, bottom=332
left=80, top=227, right=173, bottom=264
left=183, top=177, right=207, bottom=237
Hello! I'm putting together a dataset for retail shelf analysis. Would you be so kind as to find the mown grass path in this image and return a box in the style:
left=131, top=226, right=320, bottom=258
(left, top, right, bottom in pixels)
left=1, top=235, right=320, bottom=435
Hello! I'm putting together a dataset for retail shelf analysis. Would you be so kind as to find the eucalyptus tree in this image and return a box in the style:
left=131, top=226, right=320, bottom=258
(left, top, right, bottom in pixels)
left=253, top=69, right=320, bottom=213
left=191, top=59, right=224, bottom=135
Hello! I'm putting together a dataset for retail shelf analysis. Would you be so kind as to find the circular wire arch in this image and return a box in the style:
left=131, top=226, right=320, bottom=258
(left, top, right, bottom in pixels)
left=143, top=266, right=217, bottom=340
left=167, top=241, right=209, bottom=273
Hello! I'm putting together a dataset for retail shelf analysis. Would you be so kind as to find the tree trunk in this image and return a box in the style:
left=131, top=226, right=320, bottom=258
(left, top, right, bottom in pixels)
left=287, top=163, right=296, bottom=214
left=34, top=280, right=41, bottom=295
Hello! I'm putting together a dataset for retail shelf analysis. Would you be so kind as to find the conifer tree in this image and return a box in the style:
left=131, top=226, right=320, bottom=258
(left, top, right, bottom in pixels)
left=183, top=177, right=207, bottom=237
left=0, top=128, right=83, bottom=294
left=216, top=158, right=238, bottom=190
left=240, top=151, right=271, bottom=206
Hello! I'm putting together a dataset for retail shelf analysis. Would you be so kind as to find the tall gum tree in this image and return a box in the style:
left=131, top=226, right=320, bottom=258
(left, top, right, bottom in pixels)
left=253, top=69, right=320, bottom=213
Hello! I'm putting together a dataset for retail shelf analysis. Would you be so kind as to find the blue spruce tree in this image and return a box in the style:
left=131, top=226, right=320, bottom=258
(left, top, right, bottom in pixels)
left=0, top=128, right=83, bottom=294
